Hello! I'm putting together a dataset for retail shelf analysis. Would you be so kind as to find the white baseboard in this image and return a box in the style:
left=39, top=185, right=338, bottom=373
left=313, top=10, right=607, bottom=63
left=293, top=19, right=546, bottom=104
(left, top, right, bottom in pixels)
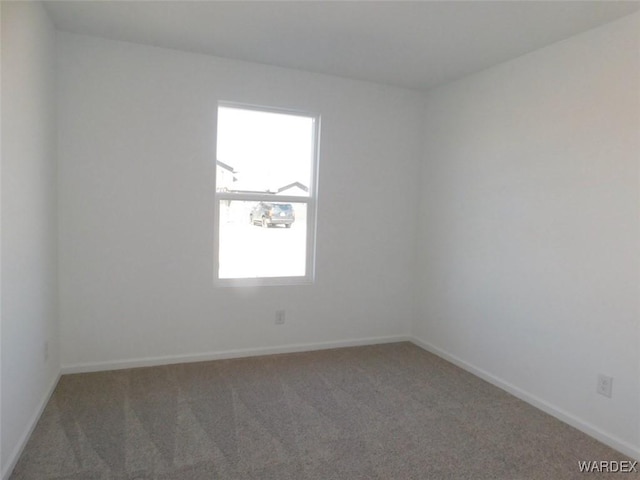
left=61, top=334, right=411, bottom=374
left=410, top=336, right=640, bottom=462
left=2, top=371, right=61, bottom=480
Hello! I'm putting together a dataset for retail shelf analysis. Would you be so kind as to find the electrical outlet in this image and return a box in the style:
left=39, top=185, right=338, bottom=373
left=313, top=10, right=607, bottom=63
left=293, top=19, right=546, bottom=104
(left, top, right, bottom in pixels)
left=275, top=310, right=286, bottom=325
left=44, top=341, right=49, bottom=362
left=596, top=374, right=613, bottom=398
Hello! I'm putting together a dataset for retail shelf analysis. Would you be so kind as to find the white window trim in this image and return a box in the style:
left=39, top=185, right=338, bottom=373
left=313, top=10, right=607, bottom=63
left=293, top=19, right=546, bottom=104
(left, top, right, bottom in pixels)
left=213, top=103, right=320, bottom=287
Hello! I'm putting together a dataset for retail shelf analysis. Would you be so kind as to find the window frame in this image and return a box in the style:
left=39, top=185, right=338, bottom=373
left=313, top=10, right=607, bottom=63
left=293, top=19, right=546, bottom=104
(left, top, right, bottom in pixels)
left=213, top=102, right=320, bottom=287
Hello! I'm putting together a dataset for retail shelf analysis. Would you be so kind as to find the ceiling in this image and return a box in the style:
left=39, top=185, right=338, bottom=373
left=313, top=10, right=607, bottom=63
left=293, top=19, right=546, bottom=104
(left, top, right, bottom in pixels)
left=44, top=1, right=640, bottom=91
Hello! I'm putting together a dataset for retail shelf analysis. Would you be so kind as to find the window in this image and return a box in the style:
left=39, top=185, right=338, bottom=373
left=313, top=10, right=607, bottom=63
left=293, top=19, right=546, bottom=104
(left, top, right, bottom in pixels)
left=214, top=103, right=320, bottom=286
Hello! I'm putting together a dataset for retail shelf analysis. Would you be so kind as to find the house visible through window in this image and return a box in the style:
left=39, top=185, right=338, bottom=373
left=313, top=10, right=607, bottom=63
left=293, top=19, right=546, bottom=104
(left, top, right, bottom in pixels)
left=214, top=104, right=319, bottom=285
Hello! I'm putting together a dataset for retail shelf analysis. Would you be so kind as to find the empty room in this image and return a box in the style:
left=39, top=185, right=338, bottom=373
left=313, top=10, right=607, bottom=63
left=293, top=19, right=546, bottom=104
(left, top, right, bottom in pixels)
left=2, top=1, right=639, bottom=479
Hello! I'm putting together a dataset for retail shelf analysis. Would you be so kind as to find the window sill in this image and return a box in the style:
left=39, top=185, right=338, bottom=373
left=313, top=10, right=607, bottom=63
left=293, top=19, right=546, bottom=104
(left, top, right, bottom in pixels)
left=214, top=276, right=314, bottom=288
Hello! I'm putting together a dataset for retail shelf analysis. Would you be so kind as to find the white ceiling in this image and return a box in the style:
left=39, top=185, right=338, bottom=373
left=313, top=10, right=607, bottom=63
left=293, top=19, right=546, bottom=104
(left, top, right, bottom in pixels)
left=44, top=1, right=640, bottom=91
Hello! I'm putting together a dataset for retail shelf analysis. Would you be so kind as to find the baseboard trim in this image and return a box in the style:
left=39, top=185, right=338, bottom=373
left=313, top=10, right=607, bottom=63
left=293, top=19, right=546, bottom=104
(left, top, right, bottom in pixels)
left=61, top=335, right=412, bottom=374
left=2, top=371, right=61, bottom=480
left=409, top=336, right=640, bottom=462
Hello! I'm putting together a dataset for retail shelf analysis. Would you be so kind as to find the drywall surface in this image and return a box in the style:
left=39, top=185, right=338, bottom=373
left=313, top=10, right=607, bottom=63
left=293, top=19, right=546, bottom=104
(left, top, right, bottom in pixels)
left=57, top=33, right=423, bottom=369
left=1, top=1, right=59, bottom=476
left=416, top=13, right=640, bottom=455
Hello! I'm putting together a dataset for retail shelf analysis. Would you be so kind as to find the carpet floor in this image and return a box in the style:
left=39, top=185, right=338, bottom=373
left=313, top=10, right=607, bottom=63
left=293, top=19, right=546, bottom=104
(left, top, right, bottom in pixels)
left=9, top=342, right=633, bottom=479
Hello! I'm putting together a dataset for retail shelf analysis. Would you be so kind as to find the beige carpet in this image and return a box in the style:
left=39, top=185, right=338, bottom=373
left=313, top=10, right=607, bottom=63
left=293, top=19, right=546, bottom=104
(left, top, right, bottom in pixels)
left=9, top=342, right=633, bottom=479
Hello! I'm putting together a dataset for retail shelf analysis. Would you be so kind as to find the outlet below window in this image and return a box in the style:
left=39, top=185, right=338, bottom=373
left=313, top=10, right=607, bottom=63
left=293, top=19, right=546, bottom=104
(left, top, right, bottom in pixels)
left=596, top=374, right=613, bottom=398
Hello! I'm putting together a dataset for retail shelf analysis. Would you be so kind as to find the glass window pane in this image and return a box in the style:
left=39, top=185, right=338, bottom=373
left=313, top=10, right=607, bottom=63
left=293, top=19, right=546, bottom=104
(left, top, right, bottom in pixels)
left=216, top=107, right=313, bottom=197
left=218, top=200, right=308, bottom=279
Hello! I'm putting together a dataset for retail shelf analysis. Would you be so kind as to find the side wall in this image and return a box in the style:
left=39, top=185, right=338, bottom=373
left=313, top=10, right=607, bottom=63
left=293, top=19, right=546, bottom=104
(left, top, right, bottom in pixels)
left=56, top=33, right=423, bottom=371
left=1, top=2, right=60, bottom=477
left=416, top=13, right=640, bottom=457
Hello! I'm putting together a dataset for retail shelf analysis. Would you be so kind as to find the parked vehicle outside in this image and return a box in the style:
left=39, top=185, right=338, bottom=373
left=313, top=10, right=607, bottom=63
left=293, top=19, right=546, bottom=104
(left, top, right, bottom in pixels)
left=250, top=202, right=295, bottom=228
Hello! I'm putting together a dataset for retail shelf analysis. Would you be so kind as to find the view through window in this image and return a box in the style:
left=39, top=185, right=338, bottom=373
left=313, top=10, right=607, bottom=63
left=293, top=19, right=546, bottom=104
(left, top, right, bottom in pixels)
left=215, top=104, right=319, bottom=284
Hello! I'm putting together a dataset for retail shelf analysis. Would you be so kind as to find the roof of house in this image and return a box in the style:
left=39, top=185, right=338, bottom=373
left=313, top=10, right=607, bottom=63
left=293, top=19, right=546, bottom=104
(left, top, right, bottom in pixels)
left=277, top=182, right=309, bottom=194
left=216, top=160, right=236, bottom=173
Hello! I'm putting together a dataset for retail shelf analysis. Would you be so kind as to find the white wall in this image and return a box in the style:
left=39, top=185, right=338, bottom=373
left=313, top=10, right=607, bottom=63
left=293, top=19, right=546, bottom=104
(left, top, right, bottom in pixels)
left=56, top=33, right=423, bottom=371
left=1, top=2, right=59, bottom=477
left=416, top=12, right=640, bottom=457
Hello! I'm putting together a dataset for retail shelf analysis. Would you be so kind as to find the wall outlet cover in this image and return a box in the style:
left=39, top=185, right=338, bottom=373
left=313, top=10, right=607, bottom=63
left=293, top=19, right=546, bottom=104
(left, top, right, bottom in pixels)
left=596, top=374, right=613, bottom=398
